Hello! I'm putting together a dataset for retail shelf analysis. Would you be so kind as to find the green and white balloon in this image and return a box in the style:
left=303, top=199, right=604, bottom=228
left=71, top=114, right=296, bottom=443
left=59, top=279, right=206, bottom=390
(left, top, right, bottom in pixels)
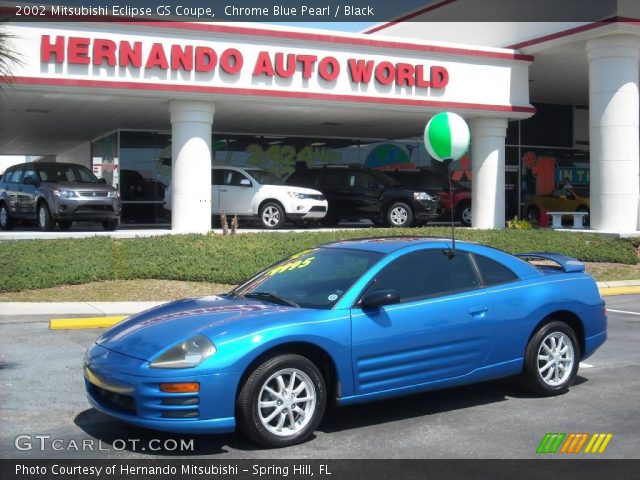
left=424, top=112, right=470, bottom=162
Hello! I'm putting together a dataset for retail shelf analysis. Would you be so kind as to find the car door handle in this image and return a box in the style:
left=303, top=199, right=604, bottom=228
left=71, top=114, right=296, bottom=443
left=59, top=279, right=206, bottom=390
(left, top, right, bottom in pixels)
left=219, top=188, right=227, bottom=192
left=468, top=305, right=489, bottom=316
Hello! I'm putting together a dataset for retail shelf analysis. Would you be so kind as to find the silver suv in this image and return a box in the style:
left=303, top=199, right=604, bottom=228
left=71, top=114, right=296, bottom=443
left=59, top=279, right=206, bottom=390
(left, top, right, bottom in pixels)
left=0, top=162, right=121, bottom=231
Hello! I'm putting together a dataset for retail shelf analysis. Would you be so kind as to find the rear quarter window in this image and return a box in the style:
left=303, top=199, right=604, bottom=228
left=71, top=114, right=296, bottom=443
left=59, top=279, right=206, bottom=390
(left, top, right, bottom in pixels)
left=473, top=254, right=519, bottom=286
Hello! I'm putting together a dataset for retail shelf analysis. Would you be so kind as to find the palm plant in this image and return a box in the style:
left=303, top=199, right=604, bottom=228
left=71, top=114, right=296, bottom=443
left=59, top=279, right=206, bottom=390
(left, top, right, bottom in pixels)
left=0, top=22, right=21, bottom=85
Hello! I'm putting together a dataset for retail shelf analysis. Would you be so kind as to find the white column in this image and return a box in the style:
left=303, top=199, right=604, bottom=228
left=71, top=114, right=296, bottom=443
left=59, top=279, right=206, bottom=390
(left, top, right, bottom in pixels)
left=170, top=100, right=215, bottom=233
left=469, top=117, right=508, bottom=229
left=587, top=34, right=640, bottom=232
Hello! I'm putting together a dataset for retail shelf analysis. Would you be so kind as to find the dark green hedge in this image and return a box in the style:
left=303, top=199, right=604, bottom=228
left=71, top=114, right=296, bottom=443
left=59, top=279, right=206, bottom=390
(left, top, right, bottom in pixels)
left=0, top=228, right=637, bottom=292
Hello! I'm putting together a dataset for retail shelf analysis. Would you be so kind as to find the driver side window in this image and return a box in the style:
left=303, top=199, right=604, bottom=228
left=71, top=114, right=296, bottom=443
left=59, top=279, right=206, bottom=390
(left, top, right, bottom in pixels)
left=367, top=250, right=480, bottom=304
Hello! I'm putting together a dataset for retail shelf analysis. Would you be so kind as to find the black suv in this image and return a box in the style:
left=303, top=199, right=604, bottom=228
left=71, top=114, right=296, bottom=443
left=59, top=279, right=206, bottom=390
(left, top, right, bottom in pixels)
left=285, top=164, right=441, bottom=227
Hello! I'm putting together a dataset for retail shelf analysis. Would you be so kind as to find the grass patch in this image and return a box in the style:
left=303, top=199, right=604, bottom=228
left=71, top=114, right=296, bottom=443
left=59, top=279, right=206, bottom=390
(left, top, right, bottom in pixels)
left=0, top=228, right=637, bottom=293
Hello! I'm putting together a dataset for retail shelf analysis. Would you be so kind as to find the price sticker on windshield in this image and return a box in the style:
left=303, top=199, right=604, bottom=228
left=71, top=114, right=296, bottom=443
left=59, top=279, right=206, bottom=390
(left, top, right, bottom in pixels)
left=268, top=257, right=316, bottom=276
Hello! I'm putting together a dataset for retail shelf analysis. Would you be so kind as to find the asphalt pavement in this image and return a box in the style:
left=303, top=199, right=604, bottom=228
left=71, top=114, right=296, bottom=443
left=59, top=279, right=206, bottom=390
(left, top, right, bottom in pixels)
left=1, top=295, right=639, bottom=459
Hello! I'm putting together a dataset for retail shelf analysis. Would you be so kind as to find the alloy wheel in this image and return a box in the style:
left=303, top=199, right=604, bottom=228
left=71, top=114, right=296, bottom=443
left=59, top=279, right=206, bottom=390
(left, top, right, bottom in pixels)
left=257, top=368, right=317, bottom=437
left=0, top=206, right=7, bottom=227
left=390, top=206, right=408, bottom=226
left=537, top=331, right=575, bottom=387
left=262, top=206, right=281, bottom=227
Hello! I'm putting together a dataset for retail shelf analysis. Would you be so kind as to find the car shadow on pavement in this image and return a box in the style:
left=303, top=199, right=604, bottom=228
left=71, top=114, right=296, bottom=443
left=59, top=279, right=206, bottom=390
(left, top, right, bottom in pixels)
left=320, top=375, right=589, bottom=434
left=74, top=409, right=261, bottom=456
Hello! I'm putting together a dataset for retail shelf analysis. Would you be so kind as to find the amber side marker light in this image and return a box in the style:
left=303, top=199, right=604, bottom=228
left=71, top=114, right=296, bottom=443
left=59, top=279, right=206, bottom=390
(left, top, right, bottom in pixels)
left=160, top=382, right=200, bottom=393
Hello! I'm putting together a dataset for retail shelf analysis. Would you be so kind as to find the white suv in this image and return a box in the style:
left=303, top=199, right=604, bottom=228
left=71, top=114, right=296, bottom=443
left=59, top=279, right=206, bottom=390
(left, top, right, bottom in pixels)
left=164, top=166, right=328, bottom=229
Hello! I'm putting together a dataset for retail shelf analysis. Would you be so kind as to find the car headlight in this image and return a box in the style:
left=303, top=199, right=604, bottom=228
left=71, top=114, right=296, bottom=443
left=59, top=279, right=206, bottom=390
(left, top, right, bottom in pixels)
left=149, top=335, right=216, bottom=369
left=287, top=191, right=310, bottom=200
left=107, top=191, right=120, bottom=198
left=413, top=192, right=434, bottom=201
left=54, top=189, right=77, bottom=199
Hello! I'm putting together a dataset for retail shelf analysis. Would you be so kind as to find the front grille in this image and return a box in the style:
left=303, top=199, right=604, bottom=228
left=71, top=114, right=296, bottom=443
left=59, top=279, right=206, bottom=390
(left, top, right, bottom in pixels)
left=78, top=191, right=109, bottom=197
left=309, top=206, right=327, bottom=212
left=91, top=384, right=136, bottom=415
left=76, top=205, right=114, bottom=212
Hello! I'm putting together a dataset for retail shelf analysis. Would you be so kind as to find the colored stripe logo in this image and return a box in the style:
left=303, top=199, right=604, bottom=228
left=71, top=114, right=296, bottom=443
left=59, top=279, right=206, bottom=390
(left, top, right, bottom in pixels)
left=537, top=433, right=613, bottom=454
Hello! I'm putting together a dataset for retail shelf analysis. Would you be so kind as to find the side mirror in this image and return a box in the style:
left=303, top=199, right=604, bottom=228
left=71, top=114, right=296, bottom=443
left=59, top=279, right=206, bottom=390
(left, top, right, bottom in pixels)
left=360, top=289, right=400, bottom=309
left=240, top=179, right=252, bottom=187
left=99, top=178, right=107, bottom=184
left=23, top=176, right=37, bottom=186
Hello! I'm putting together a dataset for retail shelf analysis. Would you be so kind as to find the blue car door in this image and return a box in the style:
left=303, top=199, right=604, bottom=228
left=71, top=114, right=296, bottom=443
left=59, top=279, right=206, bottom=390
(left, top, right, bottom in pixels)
left=350, top=249, right=493, bottom=395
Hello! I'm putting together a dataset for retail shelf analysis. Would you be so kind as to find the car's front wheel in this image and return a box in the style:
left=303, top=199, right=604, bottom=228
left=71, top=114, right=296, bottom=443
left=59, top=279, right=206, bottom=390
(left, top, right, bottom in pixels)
left=37, top=203, right=54, bottom=231
left=237, top=354, right=327, bottom=447
left=259, top=202, right=285, bottom=229
left=386, top=202, right=413, bottom=228
left=102, top=218, right=119, bottom=231
left=0, top=203, right=13, bottom=230
left=522, top=321, right=579, bottom=396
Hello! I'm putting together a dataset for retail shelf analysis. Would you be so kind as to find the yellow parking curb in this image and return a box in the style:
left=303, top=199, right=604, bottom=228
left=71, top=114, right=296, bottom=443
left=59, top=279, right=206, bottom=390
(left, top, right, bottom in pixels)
left=49, top=316, right=127, bottom=330
left=600, top=286, right=640, bottom=297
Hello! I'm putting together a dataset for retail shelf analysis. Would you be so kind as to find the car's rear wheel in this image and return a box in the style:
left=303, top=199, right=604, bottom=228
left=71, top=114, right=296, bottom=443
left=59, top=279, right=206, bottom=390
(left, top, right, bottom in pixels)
left=102, top=218, right=119, bottom=231
left=259, top=202, right=285, bottom=229
left=522, top=321, right=579, bottom=396
left=577, top=205, right=590, bottom=226
left=237, top=354, right=326, bottom=447
left=386, top=202, right=413, bottom=228
left=456, top=201, right=472, bottom=227
left=37, top=203, right=54, bottom=231
left=526, top=206, right=540, bottom=223
left=0, top=203, right=13, bottom=230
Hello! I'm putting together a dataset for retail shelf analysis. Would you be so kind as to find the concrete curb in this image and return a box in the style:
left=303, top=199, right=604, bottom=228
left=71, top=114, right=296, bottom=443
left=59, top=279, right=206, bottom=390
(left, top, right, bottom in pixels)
left=1, top=282, right=640, bottom=328
left=0, top=301, right=165, bottom=323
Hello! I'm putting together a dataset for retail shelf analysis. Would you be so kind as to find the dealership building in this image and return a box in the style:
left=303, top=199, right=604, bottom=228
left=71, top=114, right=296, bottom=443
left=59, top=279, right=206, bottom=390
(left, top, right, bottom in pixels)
left=1, top=3, right=639, bottom=233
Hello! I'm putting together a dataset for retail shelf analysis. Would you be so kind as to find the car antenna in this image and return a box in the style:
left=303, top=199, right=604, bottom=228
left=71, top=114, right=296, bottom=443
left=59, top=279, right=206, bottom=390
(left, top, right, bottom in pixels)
left=423, top=112, right=471, bottom=259
left=445, top=158, right=456, bottom=257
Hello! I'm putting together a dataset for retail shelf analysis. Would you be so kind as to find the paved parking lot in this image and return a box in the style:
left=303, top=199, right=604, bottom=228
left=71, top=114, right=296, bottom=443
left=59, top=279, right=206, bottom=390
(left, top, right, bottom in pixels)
left=1, top=295, right=638, bottom=459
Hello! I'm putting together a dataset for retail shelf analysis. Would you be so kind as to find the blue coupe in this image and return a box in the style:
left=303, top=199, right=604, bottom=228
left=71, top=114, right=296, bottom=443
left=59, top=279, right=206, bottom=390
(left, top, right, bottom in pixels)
left=84, top=237, right=607, bottom=447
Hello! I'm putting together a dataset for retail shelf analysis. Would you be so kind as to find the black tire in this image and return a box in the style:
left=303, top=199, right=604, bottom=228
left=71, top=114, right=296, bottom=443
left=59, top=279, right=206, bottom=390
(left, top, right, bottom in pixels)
left=521, top=321, right=580, bottom=396
left=259, top=202, right=285, bottom=230
left=237, top=354, right=327, bottom=448
left=456, top=201, right=472, bottom=227
left=37, top=202, right=54, bottom=231
left=102, top=218, right=119, bottom=231
left=526, top=206, right=540, bottom=223
left=386, top=202, right=414, bottom=228
left=320, top=210, right=340, bottom=227
left=58, top=221, right=72, bottom=230
left=0, top=202, right=13, bottom=230
left=577, top=205, right=590, bottom=226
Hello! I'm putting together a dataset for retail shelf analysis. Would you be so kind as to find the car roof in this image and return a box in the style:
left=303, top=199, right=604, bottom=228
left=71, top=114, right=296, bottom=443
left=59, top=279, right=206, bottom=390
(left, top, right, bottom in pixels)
left=322, top=236, right=460, bottom=254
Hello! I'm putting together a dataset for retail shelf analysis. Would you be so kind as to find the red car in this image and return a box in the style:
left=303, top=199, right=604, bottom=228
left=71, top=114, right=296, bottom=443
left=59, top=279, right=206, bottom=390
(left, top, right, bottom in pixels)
left=387, top=169, right=472, bottom=226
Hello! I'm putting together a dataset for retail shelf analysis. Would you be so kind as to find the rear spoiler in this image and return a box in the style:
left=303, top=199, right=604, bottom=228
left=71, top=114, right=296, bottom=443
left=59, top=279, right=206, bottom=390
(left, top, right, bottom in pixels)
left=515, top=252, right=585, bottom=273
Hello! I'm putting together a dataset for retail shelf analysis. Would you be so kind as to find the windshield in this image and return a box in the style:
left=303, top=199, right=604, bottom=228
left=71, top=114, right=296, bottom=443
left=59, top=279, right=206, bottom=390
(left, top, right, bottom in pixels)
left=234, top=247, right=383, bottom=309
left=37, top=164, right=101, bottom=184
left=248, top=170, right=285, bottom=186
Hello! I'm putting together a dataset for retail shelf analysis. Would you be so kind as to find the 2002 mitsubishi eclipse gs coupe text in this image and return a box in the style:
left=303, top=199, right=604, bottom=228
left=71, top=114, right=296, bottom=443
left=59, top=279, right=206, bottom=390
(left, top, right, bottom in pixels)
left=84, top=237, right=607, bottom=447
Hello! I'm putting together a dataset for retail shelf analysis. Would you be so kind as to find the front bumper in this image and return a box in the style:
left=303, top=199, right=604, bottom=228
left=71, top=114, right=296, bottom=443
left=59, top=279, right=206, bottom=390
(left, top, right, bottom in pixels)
left=411, top=198, right=442, bottom=220
left=84, top=344, right=237, bottom=434
left=286, top=200, right=328, bottom=219
left=52, top=197, right=121, bottom=221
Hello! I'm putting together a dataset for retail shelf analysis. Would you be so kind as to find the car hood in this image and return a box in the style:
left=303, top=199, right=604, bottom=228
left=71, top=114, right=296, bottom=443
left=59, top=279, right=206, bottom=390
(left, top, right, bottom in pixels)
left=272, top=185, right=324, bottom=196
left=43, top=181, right=115, bottom=192
left=96, top=295, right=293, bottom=361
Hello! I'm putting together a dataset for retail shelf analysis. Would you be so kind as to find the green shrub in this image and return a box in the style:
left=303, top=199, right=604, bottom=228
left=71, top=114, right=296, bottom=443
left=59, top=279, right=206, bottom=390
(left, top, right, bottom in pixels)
left=0, top=228, right=637, bottom=292
left=507, top=216, right=535, bottom=230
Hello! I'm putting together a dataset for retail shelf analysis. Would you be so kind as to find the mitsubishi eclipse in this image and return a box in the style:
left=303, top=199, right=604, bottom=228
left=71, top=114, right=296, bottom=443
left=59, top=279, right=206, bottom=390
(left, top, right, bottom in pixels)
left=84, top=237, right=607, bottom=447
